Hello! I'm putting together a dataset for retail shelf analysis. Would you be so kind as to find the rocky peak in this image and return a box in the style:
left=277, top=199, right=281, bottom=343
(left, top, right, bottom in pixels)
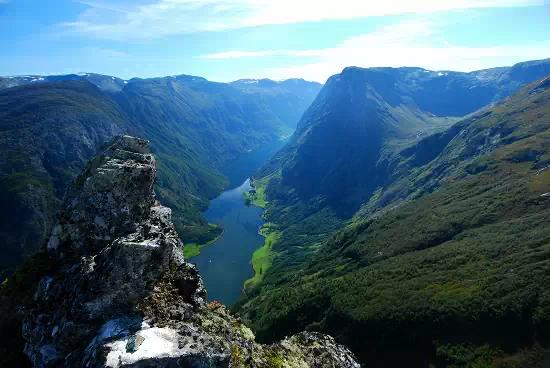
left=47, top=135, right=158, bottom=257
left=22, top=136, right=359, bottom=367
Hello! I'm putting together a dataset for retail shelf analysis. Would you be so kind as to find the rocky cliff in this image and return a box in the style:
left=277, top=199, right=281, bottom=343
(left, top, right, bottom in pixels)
left=21, top=136, right=359, bottom=368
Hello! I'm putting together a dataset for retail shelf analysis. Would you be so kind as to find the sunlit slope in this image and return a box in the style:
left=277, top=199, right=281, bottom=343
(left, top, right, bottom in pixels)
left=238, top=78, right=550, bottom=367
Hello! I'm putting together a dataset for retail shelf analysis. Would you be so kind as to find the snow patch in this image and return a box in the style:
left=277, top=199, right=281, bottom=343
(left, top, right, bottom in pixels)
left=124, top=239, right=161, bottom=248
left=105, top=327, right=189, bottom=367
left=83, top=317, right=144, bottom=365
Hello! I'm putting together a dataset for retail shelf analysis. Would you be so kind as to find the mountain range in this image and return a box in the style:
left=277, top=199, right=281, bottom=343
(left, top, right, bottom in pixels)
left=1, top=58, right=549, bottom=367
left=235, top=59, right=550, bottom=367
left=0, top=73, right=321, bottom=277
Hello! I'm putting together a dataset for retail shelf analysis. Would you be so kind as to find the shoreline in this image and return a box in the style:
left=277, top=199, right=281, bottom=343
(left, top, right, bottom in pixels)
left=242, top=177, right=280, bottom=292
left=183, top=227, right=224, bottom=259
left=243, top=222, right=280, bottom=291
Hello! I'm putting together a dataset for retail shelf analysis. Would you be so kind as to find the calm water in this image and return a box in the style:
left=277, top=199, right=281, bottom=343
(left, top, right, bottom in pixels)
left=220, top=138, right=286, bottom=189
left=193, top=179, right=264, bottom=305
left=191, top=139, right=286, bottom=305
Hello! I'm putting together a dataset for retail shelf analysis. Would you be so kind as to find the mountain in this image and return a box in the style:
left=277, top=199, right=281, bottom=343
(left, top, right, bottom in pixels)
left=0, top=81, right=128, bottom=273
left=236, top=62, right=550, bottom=366
left=266, top=59, right=550, bottom=215
left=0, top=136, right=359, bottom=367
left=0, top=74, right=321, bottom=278
left=237, top=60, right=550, bottom=284
left=0, top=73, right=127, bottom=92
left=230, top=78, right=322, bottom=131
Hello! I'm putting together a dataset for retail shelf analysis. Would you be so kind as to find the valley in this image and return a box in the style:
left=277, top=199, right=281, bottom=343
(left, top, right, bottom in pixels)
left=3, top=2, right=550, bottom=367
left=235, top=61, right=550, bottom=367
left=187, top=138, right=285, bottom=305
left=1, top=59, right=549, bottom=368
left=0, top=75, right=321, bottom=279
left=192, top=178, right=264, bottom=305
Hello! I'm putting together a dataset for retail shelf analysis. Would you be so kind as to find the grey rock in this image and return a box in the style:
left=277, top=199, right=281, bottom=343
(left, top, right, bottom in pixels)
left=22, top=136, right=359, bottom=368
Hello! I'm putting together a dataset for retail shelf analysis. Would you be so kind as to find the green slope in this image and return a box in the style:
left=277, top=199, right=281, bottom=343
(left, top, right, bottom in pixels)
left=0, top=81, right=128, bottom=276
left=237, top=78, right=550, bottom=367
left=238, top=61, right=550, bottom=299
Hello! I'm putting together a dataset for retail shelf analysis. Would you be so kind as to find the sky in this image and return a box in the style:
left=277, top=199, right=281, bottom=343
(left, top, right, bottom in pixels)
left=1, top=0, right=549, bottom=83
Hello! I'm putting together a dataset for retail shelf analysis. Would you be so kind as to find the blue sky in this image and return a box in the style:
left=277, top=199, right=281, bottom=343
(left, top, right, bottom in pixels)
left=1, top=0, right=549, bottom=82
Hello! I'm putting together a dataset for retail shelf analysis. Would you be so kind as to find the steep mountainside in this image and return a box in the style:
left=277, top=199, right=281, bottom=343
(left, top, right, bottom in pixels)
left=0, top=81, right=128, bottom=273
left=237, top=64, right=550, bottom=366
left=1, top=136, right=359, bottom=368
left=0, top=74, right=320, bottom=277
left=241, top=59, right=550, bottom=287
left=266, top=59, right=550, bottom=214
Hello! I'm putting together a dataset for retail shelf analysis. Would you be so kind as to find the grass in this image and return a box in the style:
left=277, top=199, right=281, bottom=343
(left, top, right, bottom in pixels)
left=182, top=225, right=223, bottom=259
left=243, top=177, right=269, bottom=208
left=242, top=176, right=278, bottom=290
left=244, top=223, right=281, bottom=290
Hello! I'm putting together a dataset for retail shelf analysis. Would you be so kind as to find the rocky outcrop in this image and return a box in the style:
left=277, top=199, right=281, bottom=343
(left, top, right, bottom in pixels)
left=22, top=136, right=359, bottom=368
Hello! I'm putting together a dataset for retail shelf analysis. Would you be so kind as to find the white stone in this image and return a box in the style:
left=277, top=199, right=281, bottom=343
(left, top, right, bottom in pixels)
left=105, top=327, right=189, bottom=367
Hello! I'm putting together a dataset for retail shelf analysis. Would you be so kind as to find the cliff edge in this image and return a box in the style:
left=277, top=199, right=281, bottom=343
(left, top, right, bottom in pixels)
left=21, top=136, right=359, bottom=368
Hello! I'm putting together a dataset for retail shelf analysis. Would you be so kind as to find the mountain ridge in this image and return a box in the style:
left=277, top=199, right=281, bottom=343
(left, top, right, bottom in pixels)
left=236, top=62, right=550, bottom=367
left=0, top=74, right=322, bottom=278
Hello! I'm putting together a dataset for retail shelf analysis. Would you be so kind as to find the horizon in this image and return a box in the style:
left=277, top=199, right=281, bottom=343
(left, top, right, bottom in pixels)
left=3, top=57, right=549, bottom=85
left=1, top=3, right=549, bottom=367
left=1, top=0, right=549, bottom=83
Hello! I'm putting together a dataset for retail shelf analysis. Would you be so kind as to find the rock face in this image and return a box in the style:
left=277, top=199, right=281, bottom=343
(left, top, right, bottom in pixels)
left=22, top=136, right=359, bottom=368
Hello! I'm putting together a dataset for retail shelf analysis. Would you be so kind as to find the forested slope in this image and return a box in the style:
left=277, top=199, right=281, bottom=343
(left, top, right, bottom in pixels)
left=0, top=74, right=321, bottom=277
left=237, top=64, right=550, bottom=367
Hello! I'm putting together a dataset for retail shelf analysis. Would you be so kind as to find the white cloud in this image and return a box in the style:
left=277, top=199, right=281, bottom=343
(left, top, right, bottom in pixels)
left=202, top=21, right=550, bottom=82
left=63, top=0, right=543, bottom=40
left=81, top=47, right=130, bottom=58
left=200, top=49, right=320, bottom=59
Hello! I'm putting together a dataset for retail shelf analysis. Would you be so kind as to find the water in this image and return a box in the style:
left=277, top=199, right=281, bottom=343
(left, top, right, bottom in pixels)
left=191, top=139, right=286, bottom=305
left=220, top=139, right=285, bottom=189
left=192, top=179, right=264, bottom=305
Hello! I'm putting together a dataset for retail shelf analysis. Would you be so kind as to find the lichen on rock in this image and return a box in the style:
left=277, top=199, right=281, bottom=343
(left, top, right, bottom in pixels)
left=22, top=135, right=359, bottom=368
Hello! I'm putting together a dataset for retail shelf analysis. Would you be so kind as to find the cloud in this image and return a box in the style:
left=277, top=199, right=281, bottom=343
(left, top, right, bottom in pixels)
left=200, top=21, right=435, bottom=60
left=85, top=47, right=130, bottom=58
left=63, top=0, right=544, bottom=40
left=200, top=49, right=321, bottom=59
left=201, top=21, right=550, bottom=82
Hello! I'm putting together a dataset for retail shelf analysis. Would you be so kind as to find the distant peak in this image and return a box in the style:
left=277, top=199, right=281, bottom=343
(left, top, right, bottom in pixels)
left=234, top=78, right=261, bottom=84
left=172, top=74, right=208, bottom=82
